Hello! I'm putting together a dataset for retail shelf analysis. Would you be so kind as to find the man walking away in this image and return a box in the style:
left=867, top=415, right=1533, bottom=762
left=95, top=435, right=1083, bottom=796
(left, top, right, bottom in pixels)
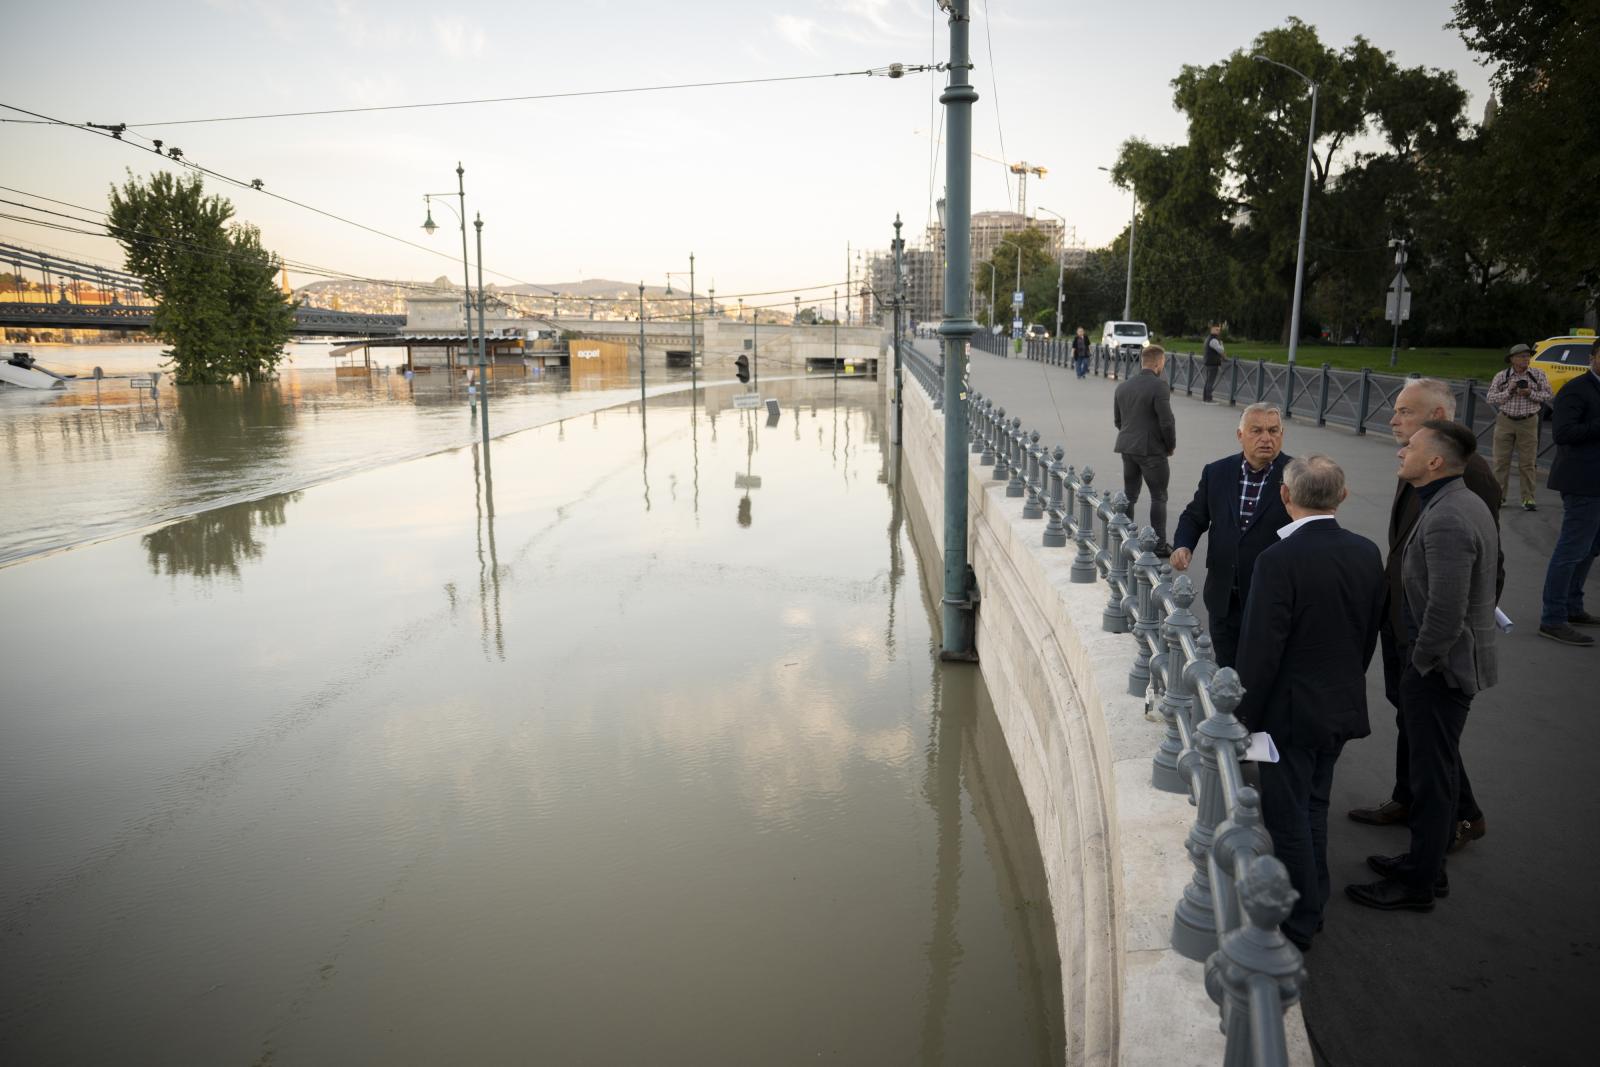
left=1113, top=344, right=1176, bottom=555
left=1202, top=322, right=1226, bottom=403
left=1235, top=456, right=1384, bottom=952
left=1348, top=378, right=1501, bottom=855
left=1169, top=404, right=1292, bottom=667
left=1072, top=326, right=1090, bottom=380
left=1486, top=343, right=1553, bottom=510
left=1347, top=420, right=1498, bottom=912
left=1539, top=336, right=1600, bottom=646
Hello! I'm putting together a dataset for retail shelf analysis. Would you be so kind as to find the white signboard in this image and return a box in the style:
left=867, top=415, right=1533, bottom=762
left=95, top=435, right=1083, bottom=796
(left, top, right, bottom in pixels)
left=1012, top=290, right=1025, bottom=307
left=1385, top=271, right=1412, bottom=324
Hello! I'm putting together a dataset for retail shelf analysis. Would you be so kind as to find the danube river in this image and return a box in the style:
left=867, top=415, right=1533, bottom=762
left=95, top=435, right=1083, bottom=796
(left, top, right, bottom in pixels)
left=0, top=347, right=1063, bottom=1062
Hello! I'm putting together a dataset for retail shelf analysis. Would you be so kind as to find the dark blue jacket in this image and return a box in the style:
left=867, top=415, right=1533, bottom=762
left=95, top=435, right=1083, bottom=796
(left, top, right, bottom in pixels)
left=1549, top=370, right=1600, bottom=496
left=1173, top=452, right=1293, bottom=623
left=1234, top=519, right=1386, bottom=750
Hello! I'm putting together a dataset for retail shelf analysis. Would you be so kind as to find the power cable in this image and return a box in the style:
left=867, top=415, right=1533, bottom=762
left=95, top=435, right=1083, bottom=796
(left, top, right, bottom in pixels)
left=980, top=0, right=1014, bottom=211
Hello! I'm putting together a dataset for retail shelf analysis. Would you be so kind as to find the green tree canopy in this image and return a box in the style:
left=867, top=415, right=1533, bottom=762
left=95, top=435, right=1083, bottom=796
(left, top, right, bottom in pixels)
left=108, top=171, right=294, bottom=383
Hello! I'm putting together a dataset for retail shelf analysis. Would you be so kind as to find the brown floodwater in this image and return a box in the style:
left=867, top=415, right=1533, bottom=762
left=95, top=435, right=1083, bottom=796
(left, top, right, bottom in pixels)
left=0, top=375, right=1062, bottom=1063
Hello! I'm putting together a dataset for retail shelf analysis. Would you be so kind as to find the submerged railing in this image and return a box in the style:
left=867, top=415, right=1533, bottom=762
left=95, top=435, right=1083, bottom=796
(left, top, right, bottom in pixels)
left=897, top=342, right=1305, bottom=1066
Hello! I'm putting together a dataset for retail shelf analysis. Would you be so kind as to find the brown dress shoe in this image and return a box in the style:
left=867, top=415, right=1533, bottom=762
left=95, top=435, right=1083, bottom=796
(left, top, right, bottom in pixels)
left=1447, top=815, right=1487, bottom=854
left=1348, top=799, right=1410, bottom=826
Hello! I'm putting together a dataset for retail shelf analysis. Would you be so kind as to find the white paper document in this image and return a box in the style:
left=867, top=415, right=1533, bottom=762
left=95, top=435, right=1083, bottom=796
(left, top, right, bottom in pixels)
left=1243, top=732, right=1280, bottom=763
left=1494, top=607, right=1513, bottom=634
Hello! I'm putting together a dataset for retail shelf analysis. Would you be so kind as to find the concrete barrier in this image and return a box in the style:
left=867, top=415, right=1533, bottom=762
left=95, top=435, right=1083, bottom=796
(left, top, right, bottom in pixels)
left=888, top=374, right=1313, bottom=1066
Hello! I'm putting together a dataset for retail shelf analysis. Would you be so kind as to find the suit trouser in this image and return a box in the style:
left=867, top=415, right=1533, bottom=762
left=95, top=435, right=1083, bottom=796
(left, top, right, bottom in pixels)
left=1540, top=492, right=1600, bottom=626
left=1120, top=452, right=1170, bottom=542
left=1202, top=364, right=1221, bottom=401
left=1209, top=591, right=1243, bottom=669
left=1396, top=665, right=1472, bottom=893
left=1380, top=627, right=1481, bottom=821
left=1259, top=743, right=1342, bottom=944
left=1491, top=413, right=1540, bottom=505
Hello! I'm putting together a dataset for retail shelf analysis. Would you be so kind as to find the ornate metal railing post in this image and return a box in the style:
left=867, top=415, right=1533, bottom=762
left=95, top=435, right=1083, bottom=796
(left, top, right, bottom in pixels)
left=1022, top=430, right=1044, bottom=518
left=1206, top=854, right=1305, bottom=1067
left=980, top=402, right=999, bottom=464
left=1071, top=467, right=1099, bottom=583
left=1172, top=664, right=1249, bottom=961
left=991, top=409, right=1010, bottom=479
left=1127, top=527, right=1161, bottom=695
left=1043, top=446, right=1068, bottom=547
left=1152, top=574, right=1199, bottom=792
left=969, top=393, right=985, bottom=453
left=1005, top=418, right=1027, bottom=497
left=1101, top=493, right=1135, bottom=632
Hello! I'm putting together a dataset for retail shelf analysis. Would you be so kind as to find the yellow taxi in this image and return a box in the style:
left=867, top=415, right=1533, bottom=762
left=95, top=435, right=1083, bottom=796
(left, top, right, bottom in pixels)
left=1533, top=331, right=1597, bottom=396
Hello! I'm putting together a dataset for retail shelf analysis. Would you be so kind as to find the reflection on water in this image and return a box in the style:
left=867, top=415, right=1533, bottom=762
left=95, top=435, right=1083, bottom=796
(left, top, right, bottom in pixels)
left=0, top=379, right=1060, bottom=1062
left=142, top=492, right=300, bottom=579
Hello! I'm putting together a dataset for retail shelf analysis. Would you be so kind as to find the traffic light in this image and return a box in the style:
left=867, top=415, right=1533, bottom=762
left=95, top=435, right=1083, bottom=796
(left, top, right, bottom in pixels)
left=735, top=354, right=750, bottom=383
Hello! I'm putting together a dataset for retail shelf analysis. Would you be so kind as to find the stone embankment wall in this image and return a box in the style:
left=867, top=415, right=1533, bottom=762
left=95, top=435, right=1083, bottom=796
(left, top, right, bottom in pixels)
left=890, top=376, right=1312, bottom=1066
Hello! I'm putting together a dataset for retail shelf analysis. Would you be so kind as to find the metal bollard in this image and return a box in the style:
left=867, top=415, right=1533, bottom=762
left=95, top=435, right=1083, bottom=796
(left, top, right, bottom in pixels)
left=1071, top=468, right=1099, bottom=583
left=1172, top=665, right=1252, bottom=962
left=1043, top=447, right=1068, bottom=547
left=970, top=393, right=986, bottom=453
left=991, top=409, right=1010, bottom=478
left=1022, top=430, right=1044, bottom=518
left=1206, top=862, right=1304, bottom=1067
left=980, top=401, right=999, bottom=464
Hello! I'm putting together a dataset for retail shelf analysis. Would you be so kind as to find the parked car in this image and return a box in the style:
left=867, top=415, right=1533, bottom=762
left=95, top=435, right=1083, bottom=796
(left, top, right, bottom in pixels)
left=1100, top=320, right=1149, bottom=357
left=1533, top=333, right=1597, bottom=396
left=1026, top=324, right=1050, bottom=341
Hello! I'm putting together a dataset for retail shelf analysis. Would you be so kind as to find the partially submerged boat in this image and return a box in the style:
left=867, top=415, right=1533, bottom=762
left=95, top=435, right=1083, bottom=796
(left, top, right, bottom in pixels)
left=0, top=351, right=71, bottom=389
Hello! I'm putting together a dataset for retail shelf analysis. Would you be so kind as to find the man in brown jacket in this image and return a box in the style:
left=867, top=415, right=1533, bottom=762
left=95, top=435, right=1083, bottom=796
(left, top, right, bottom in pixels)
left=1347, top=378, right=1503, bottom=855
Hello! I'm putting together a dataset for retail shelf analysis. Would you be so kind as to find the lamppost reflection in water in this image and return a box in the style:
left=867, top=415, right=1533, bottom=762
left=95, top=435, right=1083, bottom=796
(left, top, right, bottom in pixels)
left=735, top=413, right=761, bottom=528
left=471, top=440, right=504, bottom=660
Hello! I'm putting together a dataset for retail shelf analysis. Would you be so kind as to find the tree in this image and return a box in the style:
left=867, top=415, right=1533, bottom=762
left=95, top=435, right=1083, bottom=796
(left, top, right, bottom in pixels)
left=107, top=171, right=294, bottom=383
left=973, top=226, right=1056, bottom=328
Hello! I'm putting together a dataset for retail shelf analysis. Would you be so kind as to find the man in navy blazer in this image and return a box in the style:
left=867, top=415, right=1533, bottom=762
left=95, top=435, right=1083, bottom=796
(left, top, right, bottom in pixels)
left=1170, top=403, right=1292, bottom=667
left=1539, top=336, right=1600, bottom=646
left=1235, top=455, right=1386, bottom=951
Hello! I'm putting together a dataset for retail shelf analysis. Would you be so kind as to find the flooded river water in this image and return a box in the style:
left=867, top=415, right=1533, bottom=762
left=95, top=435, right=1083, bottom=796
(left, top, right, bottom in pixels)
left=0, top=351, right=1062, bottom=1063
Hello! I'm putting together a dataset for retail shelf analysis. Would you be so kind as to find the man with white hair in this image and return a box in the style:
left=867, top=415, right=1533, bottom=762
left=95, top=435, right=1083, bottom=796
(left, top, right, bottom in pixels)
left=1169, top=402, right=1293, bottom=667
left=1347, top=378, right=1503, bottom=856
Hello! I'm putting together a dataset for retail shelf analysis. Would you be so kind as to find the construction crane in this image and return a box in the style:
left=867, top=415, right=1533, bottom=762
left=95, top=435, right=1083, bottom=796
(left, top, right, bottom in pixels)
left=912, top=130, right=1049, bottom=215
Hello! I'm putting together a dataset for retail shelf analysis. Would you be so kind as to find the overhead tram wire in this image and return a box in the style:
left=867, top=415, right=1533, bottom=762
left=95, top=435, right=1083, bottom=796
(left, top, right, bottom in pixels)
left=980, top=0, right=1014, bottom=212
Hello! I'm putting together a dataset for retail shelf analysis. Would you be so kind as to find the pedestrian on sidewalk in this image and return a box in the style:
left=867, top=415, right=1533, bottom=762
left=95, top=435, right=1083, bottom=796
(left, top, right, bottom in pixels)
left=1169, top=403, right=1292, bottom=667
left=1486, top=343, right=1553, bottom=510
left=1202, top=323, right=1226, bottom=403
left=1112, top=344, right=1176, bottom=555
left=1235, top=455, right=1385, bottom=952
left=1072, top=326, right=1089, bottom=380
left=1538, top=336, right=1600, bottom=647
left=1349, top=378, right=1501, bottom=853
left=1348, top=420, right=1499, bottom=913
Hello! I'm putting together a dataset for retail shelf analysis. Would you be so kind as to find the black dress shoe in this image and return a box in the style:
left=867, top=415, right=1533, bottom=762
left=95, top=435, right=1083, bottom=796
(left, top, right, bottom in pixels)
left=1365, top=854, right=1449, bottom=897
left=1345, top=878, right=1435, bottom=912
left=1347, top=798, right=1410, bottom=826
left=1570, top=611, right=1600, bottom=627
left=1448, top=815, right=1487, bottom=854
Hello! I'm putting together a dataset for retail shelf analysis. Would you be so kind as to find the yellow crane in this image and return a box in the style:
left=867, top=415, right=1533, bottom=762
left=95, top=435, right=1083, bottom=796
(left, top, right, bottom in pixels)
left=968, top=145, right=1047, bottom=215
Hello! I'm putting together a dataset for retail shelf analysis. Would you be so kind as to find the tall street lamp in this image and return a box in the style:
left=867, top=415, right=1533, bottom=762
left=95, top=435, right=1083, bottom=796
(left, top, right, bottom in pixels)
left=421, top=162, right=474, bottom=372
left=473, top=213, right=488, bottom=448
left=1036, top=206, right=1068, bottom=339
left=688, top=254, right=696, bottom=391
left=1097, top=165, right=1135, bottom=320
left=1252, top=53, right=1320, bottom=371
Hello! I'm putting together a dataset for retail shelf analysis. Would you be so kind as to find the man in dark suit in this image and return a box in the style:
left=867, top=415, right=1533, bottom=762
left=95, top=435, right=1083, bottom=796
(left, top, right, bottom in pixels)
left=1539, top=336, right=1600, bottom=647
left=1169, top=403, right=1291, bottom=667
left=1347, top=420, right=1500, bottom=912
left=1235, top=455, right=1385, bottom=951
left=1112, top=344, right=1177, bottom=554
left=1347, top=378, right=1502, bottom=855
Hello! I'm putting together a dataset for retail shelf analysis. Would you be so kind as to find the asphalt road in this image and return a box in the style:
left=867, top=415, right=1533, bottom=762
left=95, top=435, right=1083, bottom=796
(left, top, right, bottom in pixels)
left=927, top=341, right=1598, bottom=1067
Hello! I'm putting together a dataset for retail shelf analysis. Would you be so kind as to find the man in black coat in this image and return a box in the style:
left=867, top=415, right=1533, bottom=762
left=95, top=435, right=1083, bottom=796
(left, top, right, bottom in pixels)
left=1235, top=455, right=1386, bottom=951
left=1202, top=322, right=1226, bottom=402
left=1539, top=337, right=1600, bottom=646
left=1169, top=402, right=1291, bottom=667
left=1112, top=344, right=1177, bottom=553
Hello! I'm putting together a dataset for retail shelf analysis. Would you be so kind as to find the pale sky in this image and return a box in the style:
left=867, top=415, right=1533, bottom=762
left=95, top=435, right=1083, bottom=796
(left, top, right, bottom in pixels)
left=1, top=0, right=1490, bottom=307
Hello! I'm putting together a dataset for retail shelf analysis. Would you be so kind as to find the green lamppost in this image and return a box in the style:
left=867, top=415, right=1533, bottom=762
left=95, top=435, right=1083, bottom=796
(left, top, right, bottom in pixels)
left=1252, top=53, right=1319, bottom=390
left=420, top=162, right=473, bottom=376
left=473, top=213, right=488, bottom=449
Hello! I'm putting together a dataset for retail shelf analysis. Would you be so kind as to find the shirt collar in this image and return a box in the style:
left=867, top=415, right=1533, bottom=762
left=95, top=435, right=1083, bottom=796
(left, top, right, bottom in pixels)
left=1415, top=473, right=1462, bottom=507
left=1241, top=454, right=1273, bottom=477
left=1277, top=514, right=1335, bottom=540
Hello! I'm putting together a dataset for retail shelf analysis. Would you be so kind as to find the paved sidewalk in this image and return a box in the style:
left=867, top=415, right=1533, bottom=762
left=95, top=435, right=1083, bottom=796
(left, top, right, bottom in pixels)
left=927, top=341, right=1598, bottom=1067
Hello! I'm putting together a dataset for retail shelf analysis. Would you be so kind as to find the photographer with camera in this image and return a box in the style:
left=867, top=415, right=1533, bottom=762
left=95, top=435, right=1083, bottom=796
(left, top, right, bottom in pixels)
left=1486, top=343, right=1553, bottom=511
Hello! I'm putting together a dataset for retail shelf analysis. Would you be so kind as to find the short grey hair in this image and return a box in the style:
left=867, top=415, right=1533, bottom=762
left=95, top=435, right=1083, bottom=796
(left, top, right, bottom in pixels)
left=1403, top=377, right=1456, bottom=420
left=1238, top=402, right=1282, bottom=429
left=1283, top=455, right=1345, bottom=511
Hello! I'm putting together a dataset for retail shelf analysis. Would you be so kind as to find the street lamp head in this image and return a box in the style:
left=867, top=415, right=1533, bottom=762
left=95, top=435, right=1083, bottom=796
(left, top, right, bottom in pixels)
left=473, top=212, right=483, bottom=233
left=421, top=199, right=437, bottom=236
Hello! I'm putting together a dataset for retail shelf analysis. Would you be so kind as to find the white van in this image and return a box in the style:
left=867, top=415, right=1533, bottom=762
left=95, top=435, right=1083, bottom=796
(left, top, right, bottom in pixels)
left=1101, top=320, right=1149, bottom=356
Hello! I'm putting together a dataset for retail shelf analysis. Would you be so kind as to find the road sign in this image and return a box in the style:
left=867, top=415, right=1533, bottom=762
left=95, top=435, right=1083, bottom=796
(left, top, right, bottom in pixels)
left=1012, top=318, right=1023, bottom=332
left=1012, top=290, right=1024, bottom=307
left=1385, top=270, right=1412, bottom=324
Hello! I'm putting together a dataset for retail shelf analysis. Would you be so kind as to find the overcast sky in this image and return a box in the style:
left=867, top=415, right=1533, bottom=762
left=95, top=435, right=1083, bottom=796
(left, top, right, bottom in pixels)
left=1, top=1, right=1491, bottom=307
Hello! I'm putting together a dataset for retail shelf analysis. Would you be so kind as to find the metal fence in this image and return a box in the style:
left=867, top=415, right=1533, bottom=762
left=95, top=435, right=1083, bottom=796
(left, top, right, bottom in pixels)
left=898, top=344, right=1305, bottom=1065
left=967, top=332, right=1557, bottom=460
